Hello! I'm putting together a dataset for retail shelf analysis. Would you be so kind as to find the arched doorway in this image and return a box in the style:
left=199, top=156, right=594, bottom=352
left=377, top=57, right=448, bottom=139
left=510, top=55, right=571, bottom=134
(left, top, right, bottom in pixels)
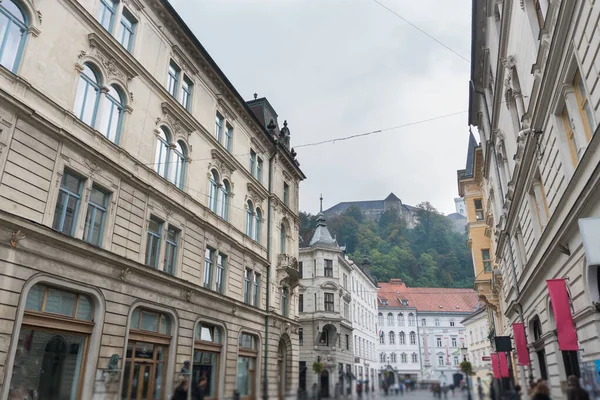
left=531, top=317, right=548, bottom=380
left=320, top=369, right=330, bottom=398
left=277, top=339, right=288, bottom=400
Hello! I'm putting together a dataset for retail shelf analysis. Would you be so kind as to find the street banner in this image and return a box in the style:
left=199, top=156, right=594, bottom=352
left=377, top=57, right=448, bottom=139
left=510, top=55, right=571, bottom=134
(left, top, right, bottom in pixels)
left=547, top=279, right=579, bottom=350
left=512, top=323, right=530, bottom=365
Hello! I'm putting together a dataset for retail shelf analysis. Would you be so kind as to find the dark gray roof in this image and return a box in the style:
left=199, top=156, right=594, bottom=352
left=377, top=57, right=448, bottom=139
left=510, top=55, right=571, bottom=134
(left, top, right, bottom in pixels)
left=323, top=200, right=385, bottom=215
left=384, top=192, right=402, bottom=202
left=308, top=212, right=338, bottom=248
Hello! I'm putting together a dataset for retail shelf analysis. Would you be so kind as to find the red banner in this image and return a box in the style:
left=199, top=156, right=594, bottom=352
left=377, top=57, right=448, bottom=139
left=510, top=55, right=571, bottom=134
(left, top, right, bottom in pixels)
left=512, top=323, right=530, bottom=365
left=547, top=279, right=579, bottom=351
left=498, top=352, right=510, bottom=377
left=490, top=353, right=500, bottom=378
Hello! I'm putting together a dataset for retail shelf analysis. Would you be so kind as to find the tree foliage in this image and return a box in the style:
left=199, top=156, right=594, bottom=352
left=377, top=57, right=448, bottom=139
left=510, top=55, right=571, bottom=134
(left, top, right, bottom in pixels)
left=299, top=203, right=474, bottom=288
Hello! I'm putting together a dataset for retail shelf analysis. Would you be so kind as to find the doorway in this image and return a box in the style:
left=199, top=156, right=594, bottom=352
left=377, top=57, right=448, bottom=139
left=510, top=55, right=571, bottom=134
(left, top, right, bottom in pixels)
left=122, top=341, right=168, bottom=400
left=320, top=370, right=330, bottom=398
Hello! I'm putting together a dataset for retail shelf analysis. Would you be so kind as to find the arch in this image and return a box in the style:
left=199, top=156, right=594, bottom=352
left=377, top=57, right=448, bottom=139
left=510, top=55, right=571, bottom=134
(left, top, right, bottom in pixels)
left=208, top=169, right=219, bottom=213
left=218, top=178, right=230, bottom=221
left=388, top=331, right=395, bottom=344
left=74, top=62, right=102, bottom=128
left=399, top=331, right=406, bottom=344
left=192, top=318, right=228, bottom=399
left=254, top=207, right=262, bottom=243
left=2, top=274, right=106, bottom=400
left=171, top=140, right=187, bottom=189
left=0, top=0, right=32, bottom=72
left=154, top=126, right=171, bottom=178
left=236, top=330, right=261, bottom=399
left=98, top=84, right=125, bottom=143
left=409, top=331, right=416, bottom=344
left=245, top=199, right=254, bottom=237
left=277, top=333, right=293, bottom=399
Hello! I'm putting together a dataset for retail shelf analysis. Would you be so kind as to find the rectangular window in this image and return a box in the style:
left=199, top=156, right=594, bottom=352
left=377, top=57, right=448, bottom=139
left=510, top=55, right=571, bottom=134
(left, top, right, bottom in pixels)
left=180, top=76, right=193, bottom=111
left=436, top=337, right=442, bottom=347
left=117, top=8, right=136, bottom=51
left=163, top=226, right=179, bottom=275
left=215, top=113, right=224, bottom=142
left=281, top=287, right=289, bottom=317
left=250, top=150, right=256, bottom=176
left=574, top=71, right=595, bottom=140
left=253, top=272, right=260, bottom=307
left=256, top=157, right=263, bottom=182
left=343, top=274, right=347, bottom=289
left=299, top=328, right=303, bottom=346
left=53, top=171, right=84, bottom=236
left=435, top=319, right=440, bottom=327
left=204, top=248, right=215, bottom=289
left=562, top=107, right=579, bottom=166
left=482, top=249, right=492, bottom=272
left=346, top=334, right=350, bottom=350
left=98, top=0, right=116, bottom=31
left=451, top=337, right=457, bottom=347
left=299, top=294, right=304, bottom=312
left=167, top=61, right=180, bottom=98
left=324, top=259, right=333, bottom=277
left=244, top=269, right=251, bottom=304
left=216, top=253, right=226, bottom=294
left=450, top=320, right=455, bottom=327
left=283, top=182, right=289, bottom=206
left=324, top=292, right=334, bottom=311
left=438, top=356, right=444, bottom=366
left=224, top=124, right=233, bottom=152
left=145, top=216, right=162, bottom=268
left=344, top=302, right=349, bottom=319
left=454, top=356, right=459, bottom=366
left=83, top=185, right=108, bottom=246
left=298, top=261, right=303, bottom=278
left=474, top=198, right=484, bottom=221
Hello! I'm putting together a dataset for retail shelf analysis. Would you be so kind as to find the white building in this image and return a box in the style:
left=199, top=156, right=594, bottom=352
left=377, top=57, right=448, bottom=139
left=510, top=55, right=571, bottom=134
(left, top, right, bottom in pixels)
left=461, top=308, right=493, bottom=380
left=469, top=0, right=600, bottom=394
left=0, top=0, right=305, bottom=398
left=350, top=257, right=379, bottom=393
left=298, top=210, right=354, bottom=398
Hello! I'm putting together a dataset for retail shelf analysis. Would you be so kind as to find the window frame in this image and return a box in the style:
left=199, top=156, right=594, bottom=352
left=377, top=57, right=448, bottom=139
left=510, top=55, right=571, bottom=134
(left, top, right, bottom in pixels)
left=281, top=286, right=289, bottom=317
left=180, top=75, right=193, bottom=111
left=324, top=292, right=334, bottom=312
left=83, top=185, right=109, bottom=246
left=474, top=198, right=484, bottom=221
left=324, top=259, right=333, bottom=277
left=75, top=64, right=102, bottom=128
left=204, top=247, right=215, bottom=289
left=53, top=171, right=84, bottom=237
left=215, top=253, right=226, bottom=294
left=117, top=7, right=136, bottom=51
left=163, top=225, right=179, bottom=275
left=482, top=248, right=492, bottom=272
left=573, top=71, right=595, bottom=141
left=145, top=216, right=163, bottom=268
left=98, top=0, right=117, bottom=32
left=167, top=60, right=180, bottom=99
left=0, top=0, right=29, bottom=73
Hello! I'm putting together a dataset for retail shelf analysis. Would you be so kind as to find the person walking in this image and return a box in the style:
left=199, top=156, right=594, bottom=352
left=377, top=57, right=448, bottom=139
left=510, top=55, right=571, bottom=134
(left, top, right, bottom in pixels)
left=532, top=381, right=551, bottom=400
left=171, top=378, right=189, bottom=400
left=567, top=375, right=590, bottom=400
left=192, top=376, right=208, bottom=400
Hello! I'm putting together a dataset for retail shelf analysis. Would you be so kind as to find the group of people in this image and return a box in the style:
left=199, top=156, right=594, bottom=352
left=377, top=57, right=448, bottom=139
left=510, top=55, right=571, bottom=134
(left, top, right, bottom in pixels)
left=529, top=376, right=590, bottom=400
left=171, top=377, right=207, bottom=400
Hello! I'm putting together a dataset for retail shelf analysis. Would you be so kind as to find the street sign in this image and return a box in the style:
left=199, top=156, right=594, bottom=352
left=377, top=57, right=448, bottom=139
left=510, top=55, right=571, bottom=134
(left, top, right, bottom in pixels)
left=482, top=356, right=491, bottom=361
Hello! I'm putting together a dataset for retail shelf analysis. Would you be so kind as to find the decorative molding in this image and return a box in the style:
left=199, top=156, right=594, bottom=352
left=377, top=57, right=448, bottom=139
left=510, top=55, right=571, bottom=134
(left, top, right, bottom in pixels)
left=159, top=102, right=194, bottom=140
left=87, top=33, right=138, bottom=82
left=247, top=181, right=267, bottom=204
left=250, top=136, right=267, bottom=154
left=83, top=158, right=102, bottom=177
left=217, top=98, right=238, bottom=122
left=210, top=148, right=237, bottom=177
left=172, top=45, right=199, bottom=75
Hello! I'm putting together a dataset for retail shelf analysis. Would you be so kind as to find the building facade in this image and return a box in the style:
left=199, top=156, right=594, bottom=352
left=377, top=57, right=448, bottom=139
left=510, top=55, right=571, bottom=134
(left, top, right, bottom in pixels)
left=376, top=280, right=478, bottom=385
left=350, top=257, right=379, bottom=393
left=461, top=308, right=493, bottom=380
left=469, top=0, right=600, bottom=395
left=0, top=0, right=305, bottom=399
left=298, top=211, right=354, bottom=398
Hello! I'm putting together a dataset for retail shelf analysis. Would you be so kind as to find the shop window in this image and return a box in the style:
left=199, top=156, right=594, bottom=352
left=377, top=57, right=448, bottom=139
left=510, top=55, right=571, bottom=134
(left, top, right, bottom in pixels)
left=193, top=322, right=223, bottom=399
left=238, top=333, right=258, bottom=399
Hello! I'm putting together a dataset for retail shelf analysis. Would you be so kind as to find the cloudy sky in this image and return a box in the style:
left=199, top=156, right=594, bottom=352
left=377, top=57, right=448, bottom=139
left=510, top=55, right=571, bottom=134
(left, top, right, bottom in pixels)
left=170, top=0, right=472, bottom=215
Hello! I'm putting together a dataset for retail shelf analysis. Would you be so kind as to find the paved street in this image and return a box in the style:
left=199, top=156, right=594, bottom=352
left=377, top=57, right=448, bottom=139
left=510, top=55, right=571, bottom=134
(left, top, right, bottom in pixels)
left=326, top=388, right=475, bottom=400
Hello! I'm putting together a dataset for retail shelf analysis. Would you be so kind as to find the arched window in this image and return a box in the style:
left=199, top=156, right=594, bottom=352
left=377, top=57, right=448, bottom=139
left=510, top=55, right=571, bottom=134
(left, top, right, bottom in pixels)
left=219, top=179, right=230, bottom=221
left=401, top=353, right=407, bottom=363
left=399, top=331, right=406, bottom=345
left=171, top=141, right=186, bottom=189
left=389, top=331, right=395, bottom=344
left=238, top=332, right=259, bottom=398
left=380, top=353, right=386, bottom=363
left=378, top=312, right=383, bottom=326
left=193, top=322, right=223, bottom=398
left=208, top=170, right=219, bottom=213
left=154, top=127, right=170, bottom=178
left=0, top=0, right=28, bottom=72
left=398, top=313, right=404, bottom=326
left=75, top=63, right=101, bottom=127
left=408, top=312, right=415, bottom=326
left=387, top=313, right=393, bottom=326
left=280, top=222, right=286, bottom=253
left=245, top=200, right=253, bottom=237
left=409, top=331, right=416, bottom=345
left=254, top=208, right=261, bottom=243
left=98, top=85, right=124, bottom=143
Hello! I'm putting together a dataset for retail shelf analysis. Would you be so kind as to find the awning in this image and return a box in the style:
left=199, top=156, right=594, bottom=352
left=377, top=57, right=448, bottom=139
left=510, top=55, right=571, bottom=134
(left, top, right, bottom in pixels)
left=498, top=352, right=510, bottom=378
left=547, top=278, right=579, bottom=351
left=490, top=353, right=500, bottom=379
left=512, top=323, right=530, bottom=366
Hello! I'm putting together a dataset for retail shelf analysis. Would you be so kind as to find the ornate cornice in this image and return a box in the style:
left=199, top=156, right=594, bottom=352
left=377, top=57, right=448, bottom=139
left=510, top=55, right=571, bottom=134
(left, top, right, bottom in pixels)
left=217, top=98, right=238, bottom=122
left=247, top=181, right=267, bottom=204
left=210, top=148, right=237, bottom=178
left=160, top=102, right=195, bottom=140
left=87, top=33, right=138, bottom=82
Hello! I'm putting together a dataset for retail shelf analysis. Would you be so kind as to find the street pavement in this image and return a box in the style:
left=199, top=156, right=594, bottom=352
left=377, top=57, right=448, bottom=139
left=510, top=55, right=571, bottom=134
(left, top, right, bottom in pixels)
left=349, top=388, right=475, bottom=400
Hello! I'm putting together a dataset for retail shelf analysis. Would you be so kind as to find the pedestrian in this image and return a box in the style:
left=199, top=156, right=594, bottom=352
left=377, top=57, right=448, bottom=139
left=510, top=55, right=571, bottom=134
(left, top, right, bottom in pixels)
left=514, top=385, right=522, bottom=400
left=357, top=381, right=363, bottom=399
left=567, top=375, right=590, bottom=400
left=192, top=376, right=207, bottom=400
left=477, top=377, right=484, bottom=400
left=171, top=378, right=189, bottom=400
left=400, top=382, right=404, bottom=396
left=532, top=381, right=551, bottom=400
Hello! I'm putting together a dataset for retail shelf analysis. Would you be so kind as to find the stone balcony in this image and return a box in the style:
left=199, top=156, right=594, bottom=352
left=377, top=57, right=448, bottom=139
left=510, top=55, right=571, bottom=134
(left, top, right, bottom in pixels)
left=277, top=254, right=301, bottom=289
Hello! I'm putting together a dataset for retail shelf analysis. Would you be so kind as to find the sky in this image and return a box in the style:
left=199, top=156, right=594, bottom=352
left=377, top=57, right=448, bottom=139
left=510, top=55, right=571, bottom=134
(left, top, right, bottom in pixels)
left=169, top=0, right=472, bottom=215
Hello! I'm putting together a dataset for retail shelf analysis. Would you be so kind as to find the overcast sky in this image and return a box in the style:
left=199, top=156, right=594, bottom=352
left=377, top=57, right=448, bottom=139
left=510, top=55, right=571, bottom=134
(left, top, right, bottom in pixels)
left=170, top=0, right=472, bottom=215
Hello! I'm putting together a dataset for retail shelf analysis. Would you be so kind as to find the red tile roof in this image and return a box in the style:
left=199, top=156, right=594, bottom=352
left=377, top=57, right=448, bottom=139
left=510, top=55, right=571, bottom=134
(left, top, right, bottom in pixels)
left=377, top=279, right=478, bottom=313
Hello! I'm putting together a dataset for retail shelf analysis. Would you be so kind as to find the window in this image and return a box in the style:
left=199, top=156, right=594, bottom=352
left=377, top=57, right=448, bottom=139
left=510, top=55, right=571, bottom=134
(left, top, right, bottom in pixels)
left=280, top=223, right=286, bottom=253
left=117, top=8, right=136, bottom=51
left=346, top=334, right=350, bottom=350
left=283, top=182, right=289, bottom=206
left=421, top=318, right=426, bottom=326
left=454, top=356, right=459, bottom=366
left=438, top=356, right=444, bottom=366
left=344, top=302, right=349, bottom=319
left=324, top=259, right=333, bottom=277
left=412, top=353, right=418, bottom=363
left=378, top=313, right=383, bottom=326
left=399, top=331, right=406, bottom=344
left=409, top=331, right=416, bottom=345
left=163, top=226, right=179, bottom=274
left=398, top=313, right=404, bottom=326
left=408, top=313, right=415, bottom=326
left=562, top=107, right=579, bottom=166
left=281, top=287, right=289, bottom=317
left=254, top=208, right=261, bottom=243
left=299, top=328, right=303, bottom=346
left=390, top=353, right=397, bottom=363
left=53, top=171, right=83, bottom=236
left=193, top=323, right=222, bottom=398
left=0, top=0, right=27, bottom=73
left=387, top=313, right=393, bottom=326
left=256, top=157, right=263, bottom=182
left=219, top=180, right=230, bottom=221
left=343, top=273, right=348, bottom=289
left=380, top=333, right=385, bottom=345
left=237, top=333, right=258, bottom=399
left=170, top=141, right=186, bottom=189
left=389, top=331, right=395, bottom=344
left=178, top=75, right=193, bottom=111
left=167, top=61, right=180, bottom=98
left=209, top=170, right=219, bottom=213
left=531, top=173, right=549, bottom=228
left=244, top=269, right=251, bottom=304
left=574, top=71, right=595, bottom=140
left=380, top=353, right=386, bottom=363
left=215, top=113, right=224, bottom=143
left=474, top=199, right=484, bottom=221
left=319, top=329, right=329, bottom=346
left=436, top=337, right=442, bottom=347
left=324, top=292, right=334, bottom=311
left=154, top=127, right=170, bottom=178
left=250, top=149, right=256, bottom=176
left=216, top=253, right=226, bottom=293
left=204, top=248, right=215, bottom=289
left=253, top=272, right=260, bottom=307
left=97, top=85, right=125, bottom=143
left=298, top=261, right=303, bottom=278
left=98, top=0, right=116, bottom=31
left=224, top=124, right=233, bottom=152
left=299, top=294, right=304, bottom=312
left=450, top=320, right=455, bottom=327
left=451, top=337, right=457, bottom=347
left=482, top=249, right=492, bottom=272
left=83, top=186, right=109, bottom=246
left=75, top=64, right=101, bottom=127
left=435, top=318, right=440, bottom=327
left=246, top=200, right=254, bottom=237
left=401, top=353, right=407, bottom=363
left=470, top=330, right=473, bottom=344
left=145, top=216, right=162, bottom=267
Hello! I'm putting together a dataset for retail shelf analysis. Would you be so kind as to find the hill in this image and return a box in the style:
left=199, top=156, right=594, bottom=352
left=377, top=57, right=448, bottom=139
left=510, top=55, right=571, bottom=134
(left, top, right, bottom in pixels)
left=299, top=202, right=475, bottom=288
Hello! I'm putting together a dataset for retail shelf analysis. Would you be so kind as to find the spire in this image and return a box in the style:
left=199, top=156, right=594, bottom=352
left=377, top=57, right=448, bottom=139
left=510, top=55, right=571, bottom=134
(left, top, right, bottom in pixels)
left=309, top=194, right=337, bottom=248
left=320, top=194, right=323, bottom=212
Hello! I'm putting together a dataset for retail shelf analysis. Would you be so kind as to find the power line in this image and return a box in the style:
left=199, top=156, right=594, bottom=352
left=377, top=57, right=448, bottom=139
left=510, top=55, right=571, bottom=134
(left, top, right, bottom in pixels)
left=371, top=0, right=471, bottom=64
left=294, top=109, right=467, bottom=148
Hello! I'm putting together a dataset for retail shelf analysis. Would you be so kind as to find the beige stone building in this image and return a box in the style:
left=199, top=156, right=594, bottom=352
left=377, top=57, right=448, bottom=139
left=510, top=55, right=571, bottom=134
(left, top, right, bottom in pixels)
left=469, top=0, right=600, bottom=395
left=0, top=0, right=305, bottom=399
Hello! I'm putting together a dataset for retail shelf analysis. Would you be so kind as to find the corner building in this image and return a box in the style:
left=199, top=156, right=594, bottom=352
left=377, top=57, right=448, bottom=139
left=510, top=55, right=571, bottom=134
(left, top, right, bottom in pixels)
left=0, top=0, right=305, bottom=399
